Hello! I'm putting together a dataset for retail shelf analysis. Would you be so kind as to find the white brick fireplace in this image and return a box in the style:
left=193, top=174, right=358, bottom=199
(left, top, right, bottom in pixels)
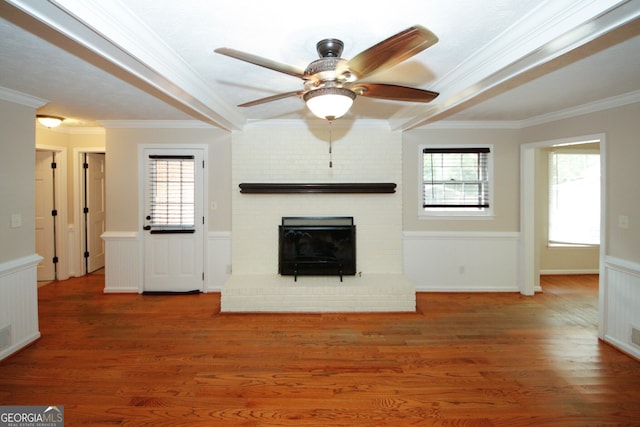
left=221, top=122, right=415, bottom=312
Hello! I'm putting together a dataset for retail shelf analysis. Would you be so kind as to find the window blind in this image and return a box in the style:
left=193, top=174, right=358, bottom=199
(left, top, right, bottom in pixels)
left=148, top=155, right=195, bottom=232
left=423, top=147, right=490, bottom=209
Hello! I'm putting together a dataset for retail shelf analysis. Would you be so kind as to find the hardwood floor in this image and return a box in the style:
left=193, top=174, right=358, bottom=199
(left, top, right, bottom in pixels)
left=1, top=274, right=639, bottom=426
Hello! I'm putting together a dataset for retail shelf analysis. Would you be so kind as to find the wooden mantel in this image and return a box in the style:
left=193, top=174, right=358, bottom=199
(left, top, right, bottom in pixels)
left=239, top=183, right=396, bottom=194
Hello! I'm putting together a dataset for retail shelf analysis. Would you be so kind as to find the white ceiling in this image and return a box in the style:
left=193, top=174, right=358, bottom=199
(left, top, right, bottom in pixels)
left=1, top=0, right=639, bottom=131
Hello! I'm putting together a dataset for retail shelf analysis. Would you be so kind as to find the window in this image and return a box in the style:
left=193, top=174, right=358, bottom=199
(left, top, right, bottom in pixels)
left=147, top=155, right=195, bottom=232
left=421, top=146, right=492, bottom=216
left=548, top=148, right=600, bottom=246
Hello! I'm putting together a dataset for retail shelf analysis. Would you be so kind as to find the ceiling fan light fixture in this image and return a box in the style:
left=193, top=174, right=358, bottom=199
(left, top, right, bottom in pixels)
left=36, top=114, right=65, bottom=128
left=303, top=87, right=356, bottom=120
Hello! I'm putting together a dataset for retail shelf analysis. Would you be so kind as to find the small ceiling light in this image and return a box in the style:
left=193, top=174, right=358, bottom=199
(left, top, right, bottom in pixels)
left=36, top=115, right=65, bottom=128
left=303, top=87, right=356, bottom=121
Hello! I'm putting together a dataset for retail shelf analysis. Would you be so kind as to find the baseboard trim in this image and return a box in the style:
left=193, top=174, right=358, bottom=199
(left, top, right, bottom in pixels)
left=540, top=269, right=599, bottom=275
left=0, top=332, right=40, bottom=361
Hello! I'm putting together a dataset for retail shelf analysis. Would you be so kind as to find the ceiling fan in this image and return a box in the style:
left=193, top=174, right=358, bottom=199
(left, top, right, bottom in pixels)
left=214, top=25, right=439, bottom=120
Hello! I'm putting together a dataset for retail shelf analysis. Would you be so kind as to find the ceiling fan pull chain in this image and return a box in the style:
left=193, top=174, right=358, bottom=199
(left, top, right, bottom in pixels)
left=329, top=120, right=333, bottom=168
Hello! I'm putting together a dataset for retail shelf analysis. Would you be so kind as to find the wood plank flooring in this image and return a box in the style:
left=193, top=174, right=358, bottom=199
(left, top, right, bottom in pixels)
left=1, top=274, right=639, bottom=426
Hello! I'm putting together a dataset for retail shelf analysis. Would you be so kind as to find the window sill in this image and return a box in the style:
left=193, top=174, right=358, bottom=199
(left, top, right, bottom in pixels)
left=547, top=243, right=600, bottom=249
left=419, top=213, right=495, bottom=220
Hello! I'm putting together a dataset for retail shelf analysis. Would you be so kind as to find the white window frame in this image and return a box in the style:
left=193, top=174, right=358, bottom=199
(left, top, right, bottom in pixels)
left=418, top=144, right=494, bottom=219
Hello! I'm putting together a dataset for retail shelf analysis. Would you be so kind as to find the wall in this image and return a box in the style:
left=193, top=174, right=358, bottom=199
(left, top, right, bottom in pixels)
left=223, top=122, right=415, bottom=312
left=537, top=145, right=600, bottom=274
left=102, top=125, right=232, bottom=292
left=105, top=127, right=231, bottom=232
left=401, top=127, right=521, bottom=291
left=0, top=100, right=36, bottom=262
left=522, top=103, right=640, bottom=263
left=231, top=123, right=403, bottom=274
left=36, top=127, right=106, bottom=277
left=0, top=98, right=41, bottom=360
left=521, top=101, right=640, bottom=359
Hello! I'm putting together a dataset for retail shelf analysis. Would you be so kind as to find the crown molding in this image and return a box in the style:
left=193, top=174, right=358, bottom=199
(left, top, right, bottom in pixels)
left=0, top=87, right=48, bottom=108
left=7, top=0, right=245, bottom=131
left=98, top=120, right=218, bottom=129
left=393, top=0, right=638, bottom=131
left=36, top=123, right=106, bottom=134
left=417, top=89, right=640, bottom=130
left=422, top=121, right=521, bottom=130
left=521, top=90, right=640, bottom=127
left=243, top=118, right=391, bottom=130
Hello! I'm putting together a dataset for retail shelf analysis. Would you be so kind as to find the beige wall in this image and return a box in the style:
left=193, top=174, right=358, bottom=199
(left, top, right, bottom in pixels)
left=402, top=128, right=521, bottom=232
left=105, top=127, right=231, bottom=232
left=522, top=102, right=640, bottom=264
left=36, top=128, right=106, bottom=224
left=537, top=144, right=600, bottom=272
left=0, top=100, right=36, bottom=263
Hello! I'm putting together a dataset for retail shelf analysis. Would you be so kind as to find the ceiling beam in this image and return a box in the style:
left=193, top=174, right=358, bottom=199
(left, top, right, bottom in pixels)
left=6, top=0, right=245, bottom=131
left=391, top=0, right=640, bottom=131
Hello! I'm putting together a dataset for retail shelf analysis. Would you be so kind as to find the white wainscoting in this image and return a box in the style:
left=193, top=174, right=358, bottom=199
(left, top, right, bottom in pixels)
left=102, top=230, right=232, bottom=293
left=0, top=254, right=42, bottom=360
left=404, top=231, right=521, bottom=292
left=102, top=231, right=141, bottom=293
left=602, top=256, right=640, bottom=359
left=207, top=231, right=231, bottom=292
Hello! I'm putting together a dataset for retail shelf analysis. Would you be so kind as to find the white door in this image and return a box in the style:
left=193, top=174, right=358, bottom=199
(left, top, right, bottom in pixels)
left=142, top=149, right=204, bottom=292
left=86, top=153, right=106, bottom=273
left=35, top=151, right=56, bottom=281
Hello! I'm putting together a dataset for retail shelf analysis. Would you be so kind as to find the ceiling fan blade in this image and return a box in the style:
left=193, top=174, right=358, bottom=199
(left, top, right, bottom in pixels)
left=215, top=48, right=306, bottom=79
left=238, top=90, right=304, bottom=107
left=352, top=83, right=439, bottom=103
left=345, top=25, right=438, bottom=79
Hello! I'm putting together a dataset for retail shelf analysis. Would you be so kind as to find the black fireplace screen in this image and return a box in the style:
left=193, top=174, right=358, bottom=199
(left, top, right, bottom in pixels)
left=279, top=217, right=356, bottom=280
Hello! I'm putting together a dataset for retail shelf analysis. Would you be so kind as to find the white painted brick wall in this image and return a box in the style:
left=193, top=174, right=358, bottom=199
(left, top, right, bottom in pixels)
left=232, top=124, right=403, bottom=275
left=224, top=123, right=413, bottom=312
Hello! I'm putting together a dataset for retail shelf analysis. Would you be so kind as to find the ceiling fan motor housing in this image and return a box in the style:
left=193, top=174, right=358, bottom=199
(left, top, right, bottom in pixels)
left=316, top=38, right=344, bottom=58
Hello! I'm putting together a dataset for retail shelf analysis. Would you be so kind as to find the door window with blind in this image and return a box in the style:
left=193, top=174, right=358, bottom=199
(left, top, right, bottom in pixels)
left=420, top=146, right=493, bottom=217
left=147, top=155, right=196, bottom=233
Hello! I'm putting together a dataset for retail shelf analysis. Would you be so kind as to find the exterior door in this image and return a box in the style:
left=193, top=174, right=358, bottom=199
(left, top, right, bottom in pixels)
left=142, top=148, right=204, bottom=292
left=85, top=153, right=106, bottom=273
left=35, top=150, right=56, bottom=281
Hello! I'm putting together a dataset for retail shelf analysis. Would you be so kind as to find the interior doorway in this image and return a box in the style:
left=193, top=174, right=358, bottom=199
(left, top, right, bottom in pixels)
left=84, top=152, right=106, bottom=273
left=35, top=150, right=57, bottom=281
left=35, top=146, right=68, bottom=282
left=74, top=148, right=106, bottom=276
left=520, top=133, right=606, bottom=338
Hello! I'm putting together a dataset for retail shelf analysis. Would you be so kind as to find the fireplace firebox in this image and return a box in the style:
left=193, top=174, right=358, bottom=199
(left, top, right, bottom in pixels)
left=279, top=217, right=356, bottom=281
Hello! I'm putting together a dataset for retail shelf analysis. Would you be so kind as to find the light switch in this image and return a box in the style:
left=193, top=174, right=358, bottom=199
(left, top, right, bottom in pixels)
left=618, top=215, right=629, bottom=229
left=11, top=214, right=21, bottom=228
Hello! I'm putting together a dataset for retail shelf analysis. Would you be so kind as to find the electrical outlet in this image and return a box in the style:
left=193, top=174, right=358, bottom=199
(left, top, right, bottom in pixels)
left=0, top=325, right=11, bottom=351
left=632, top=326, right=640, bottom=346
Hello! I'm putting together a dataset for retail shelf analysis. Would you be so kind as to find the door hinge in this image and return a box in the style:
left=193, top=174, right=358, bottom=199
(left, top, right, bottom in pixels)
left=51, top=162, right=57, bottom=169
left=51, top=209, right=58, bottom=217
left=83, top=162, right=89, bottom=169
left=84, top=251, right=90, bottom=258
left=52, top=256, right=59, bottom=264
left=202, top=216, right=205, bottom=225
left=202, top=160, right=205, bottom=168
left=202, top=272, right=205, bottom=281
left=83, top=207, right=89, bottom=214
